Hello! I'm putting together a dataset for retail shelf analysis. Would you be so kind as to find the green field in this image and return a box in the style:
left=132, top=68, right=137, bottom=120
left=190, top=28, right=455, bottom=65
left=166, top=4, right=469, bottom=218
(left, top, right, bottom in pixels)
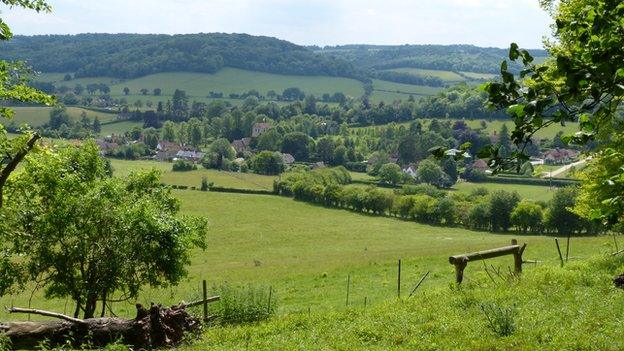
left=453, top=181, right=557, bottom=202
left=1, top=189, right=610, bottom=321
left=36, top=68, right=366, bottom=105
left=460, top=71, right=498, bottom=80
left=109, top=159, right=276, bottom=190
left=463, top=119, right=579, bottom=140
left=351, top=118, right=579, bottom=141
left=8, top=106, right=118, bottom=127
left=385, top=68, right=466, bottom=83
left=370, top=79, right=443, bottom=103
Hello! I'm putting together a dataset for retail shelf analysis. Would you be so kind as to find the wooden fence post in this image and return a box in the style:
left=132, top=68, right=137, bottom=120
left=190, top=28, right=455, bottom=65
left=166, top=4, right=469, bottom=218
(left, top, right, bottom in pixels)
left=511, top=239, right=523, bottom=274
left=555, top=238, right=564, bottom=267
left=202, top=280, right=208, bottom=322
left=346, top=275, right=351, bottom=307
left=267, top=286, right=272, bottom=315
left=454, top=258, right=468, bottom=284
left=566, top=234, right=571, bottom=262
left=397, top=259, right=402, bottom=298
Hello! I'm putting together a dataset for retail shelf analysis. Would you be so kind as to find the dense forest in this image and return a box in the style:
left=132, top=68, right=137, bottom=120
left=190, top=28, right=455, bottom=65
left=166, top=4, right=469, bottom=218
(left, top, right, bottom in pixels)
left=2, top=34, right=547, bottom=86
left=0, top=33, right=359, bottom=79
left=315, top=44, right=548, bottom=74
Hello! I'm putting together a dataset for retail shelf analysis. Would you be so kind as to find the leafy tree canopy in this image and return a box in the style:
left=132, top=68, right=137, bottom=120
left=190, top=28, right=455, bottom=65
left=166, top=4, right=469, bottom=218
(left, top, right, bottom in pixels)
left=0, top=141, right=207, bottom=318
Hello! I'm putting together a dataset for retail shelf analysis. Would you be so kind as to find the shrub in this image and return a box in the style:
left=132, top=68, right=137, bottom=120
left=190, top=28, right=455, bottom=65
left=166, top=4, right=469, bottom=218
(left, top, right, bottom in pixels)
left=172, top=159, right=197, bottom=172
left=210, top=284, right=276, bottom=325
left=399, top=184, right=446, bottom=198
left=345, top=161, right=367, bottom=173
left=201, top=177, right=209, bottom=191
left=480, top=302, right=516, bottom=337
left=409, top=195, right=438, bottom=223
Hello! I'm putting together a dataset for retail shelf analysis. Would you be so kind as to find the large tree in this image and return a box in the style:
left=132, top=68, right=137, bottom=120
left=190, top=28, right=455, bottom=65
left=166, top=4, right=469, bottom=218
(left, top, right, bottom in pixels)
left=478, top=0, right=624, bottom=230
left=0, top=141, right=207, bottom=319
left=0, top=0, right=55, bottom=208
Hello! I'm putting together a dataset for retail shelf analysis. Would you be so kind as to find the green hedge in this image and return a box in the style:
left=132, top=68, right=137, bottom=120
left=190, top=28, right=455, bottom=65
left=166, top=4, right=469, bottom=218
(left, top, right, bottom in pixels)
left=481, top=176, right=579, bottom=187
left=208, top=186, right=275, bottom=195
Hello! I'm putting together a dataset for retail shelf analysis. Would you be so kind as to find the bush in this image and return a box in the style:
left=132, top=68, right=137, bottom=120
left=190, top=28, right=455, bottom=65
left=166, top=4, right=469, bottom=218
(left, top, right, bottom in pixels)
left=345, top=161, right=367, bottom=173
left=201, top=177, right=210, bottom=191
left=250, top=151, right=285, bottom=175
left=480, top=302, right=516, bottom=337
left=210, top=284, right=276, bottom=325
left=172, top=159, right=197, bottom=172
left=399, top=184, right=446, bottom=198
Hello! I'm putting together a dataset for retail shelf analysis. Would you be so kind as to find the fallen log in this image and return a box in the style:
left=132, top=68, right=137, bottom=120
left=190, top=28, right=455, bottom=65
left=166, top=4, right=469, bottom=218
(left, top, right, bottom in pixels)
left=1, top=300, right=217, bottom=350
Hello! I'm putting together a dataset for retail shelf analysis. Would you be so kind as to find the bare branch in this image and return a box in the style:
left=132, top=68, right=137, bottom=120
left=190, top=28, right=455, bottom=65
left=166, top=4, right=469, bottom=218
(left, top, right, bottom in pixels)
left=7, top=307, right=87, bottom=324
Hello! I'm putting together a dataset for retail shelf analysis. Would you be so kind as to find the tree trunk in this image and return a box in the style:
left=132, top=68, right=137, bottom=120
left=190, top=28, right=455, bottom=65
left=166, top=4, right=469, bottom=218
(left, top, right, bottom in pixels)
left=1, top=303, right=203, bottom=350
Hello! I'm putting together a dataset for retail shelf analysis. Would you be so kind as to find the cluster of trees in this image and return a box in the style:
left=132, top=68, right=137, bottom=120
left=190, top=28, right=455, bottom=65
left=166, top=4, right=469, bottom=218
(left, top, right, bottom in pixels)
left=1, top=33, right=360, bottom=79
left=38, top=105, right=101, bottom=139
left=274, top=167, right=597, bottom=235
left=372, top=70, right=444, bottom=87
left=317, top=44, right=547, bottom=74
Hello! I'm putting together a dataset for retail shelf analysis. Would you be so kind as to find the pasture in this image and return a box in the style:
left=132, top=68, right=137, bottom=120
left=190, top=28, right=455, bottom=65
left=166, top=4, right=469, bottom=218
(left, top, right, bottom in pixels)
left=9, top=106, right=118, bottom=127
left=385, top=68, right=466, bottom=83
left=350, top=118, right=579, bottom=140
left=0, top=189, right=611, bottom=322
left=109, top=159, right=276, bottom=190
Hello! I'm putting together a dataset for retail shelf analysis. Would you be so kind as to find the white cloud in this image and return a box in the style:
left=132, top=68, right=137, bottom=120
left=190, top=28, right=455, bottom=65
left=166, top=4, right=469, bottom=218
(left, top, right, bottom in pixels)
left=1, top=0, right=552, bottom=48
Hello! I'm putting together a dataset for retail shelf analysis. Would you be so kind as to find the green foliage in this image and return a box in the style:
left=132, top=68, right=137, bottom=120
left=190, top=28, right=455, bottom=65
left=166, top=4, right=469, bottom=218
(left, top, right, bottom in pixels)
left=480, top=302, right=516, bottom=337
left=173, top=159, right=198, bottom=172
left=0, top=34, right=359, bottom=79
left=281, top=132, right=313, bottom=162
left=210, top=284, right=276, bottom=325
left=203, top=138, right=235, bottom=170
left=489, top=190, right=520, bottom=232
left=378, top=163, right=402, bottom=185
left=482, top=0, right=623, bottom=170
left=416, top=159, right=453, bottom=188
left=511, top=200, right=543, bottom=233
left=250, top=151, right=285, bottom=175
left=0, top=141, right=207, bottom=318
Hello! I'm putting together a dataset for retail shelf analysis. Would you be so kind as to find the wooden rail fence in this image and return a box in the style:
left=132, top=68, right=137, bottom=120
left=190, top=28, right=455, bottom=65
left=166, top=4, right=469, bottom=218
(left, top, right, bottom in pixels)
left=449, top=239, right=527, bottom=284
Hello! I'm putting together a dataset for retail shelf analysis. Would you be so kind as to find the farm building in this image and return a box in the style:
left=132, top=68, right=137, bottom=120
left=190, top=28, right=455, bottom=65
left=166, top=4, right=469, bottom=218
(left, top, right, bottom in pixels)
left=252, top=123, right=271, bottom=137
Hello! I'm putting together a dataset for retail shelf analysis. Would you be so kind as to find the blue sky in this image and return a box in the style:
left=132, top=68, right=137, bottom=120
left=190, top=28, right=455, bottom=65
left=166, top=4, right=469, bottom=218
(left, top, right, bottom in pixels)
left=2, top=0, right=552, bottom=48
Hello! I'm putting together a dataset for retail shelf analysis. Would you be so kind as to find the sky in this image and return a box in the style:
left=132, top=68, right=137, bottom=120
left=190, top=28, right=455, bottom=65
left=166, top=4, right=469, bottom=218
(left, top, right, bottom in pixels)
left=2, top=0, right=552, bottom=48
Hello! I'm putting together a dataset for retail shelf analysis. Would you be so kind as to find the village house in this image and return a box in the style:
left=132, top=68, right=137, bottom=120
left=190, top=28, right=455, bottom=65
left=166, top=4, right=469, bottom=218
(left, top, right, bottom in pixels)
left=175, top=150, right=205, bottom=163
left=231, top=137, right=252, bottom=154
left=472, top=159, right=490, bottom=173
left=281, top=153, right=295, bottom=165
left=402, top=165, right=417, bottom=179
left=543, top=148, right=579, bottom=165
left=251, top=123, right=271, bottom=137
left=94, top=139, right=119, bottom=156
left=155, top=141, right=183, bottom=162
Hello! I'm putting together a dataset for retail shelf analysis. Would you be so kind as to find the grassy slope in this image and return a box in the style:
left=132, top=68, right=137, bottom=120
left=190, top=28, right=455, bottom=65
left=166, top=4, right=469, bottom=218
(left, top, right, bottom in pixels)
left=385, top=68, right=466, bottom=83
left=197, top=254, right=624, bottom=350
left=350, top=118, right=579, bottom=141
left=452, top=181, right=557, bottom=202
left=370, top=79, right=442, bottom=103
left=9, top=106, right=118, bottom=127
left=109, top=159, right=276, bottom=190
left=36, top=68, right=365, bottom=106
left=0, top=189, right=609, bottom=321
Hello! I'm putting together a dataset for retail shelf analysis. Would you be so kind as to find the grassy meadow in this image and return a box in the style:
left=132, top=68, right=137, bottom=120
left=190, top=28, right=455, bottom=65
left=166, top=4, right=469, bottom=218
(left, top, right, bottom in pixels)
left=109, top=159, right=276, bottom=190
left=385, top=68, right=467, bottom=83
left=197, top=254, right=624, bottom=350
left=351, top=118, right=579, bottom=140
left=8, top=106, right=118, bottom=127
left=1, top=189, right=613, bottom=321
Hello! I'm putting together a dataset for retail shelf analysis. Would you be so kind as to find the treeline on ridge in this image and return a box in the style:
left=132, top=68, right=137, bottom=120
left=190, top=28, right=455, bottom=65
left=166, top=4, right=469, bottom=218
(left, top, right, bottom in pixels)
left=0, top=33, right=359, bottom=79
left=316, top=44, right=548, bottom=74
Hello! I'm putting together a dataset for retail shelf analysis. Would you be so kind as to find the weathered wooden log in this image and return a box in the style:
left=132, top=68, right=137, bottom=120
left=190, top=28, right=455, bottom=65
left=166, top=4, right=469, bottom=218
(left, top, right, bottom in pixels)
left=1, top=300, right=217, bottom=350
